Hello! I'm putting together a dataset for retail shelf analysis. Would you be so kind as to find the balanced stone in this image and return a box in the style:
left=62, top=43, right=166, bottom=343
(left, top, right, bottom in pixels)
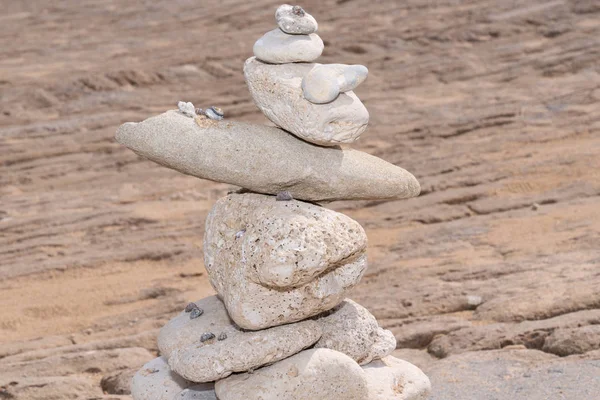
left=244, top=57, right=369, bottom=146
left=204, top=193, right=367, bottom=330
left=276, top=4, right=318, bottom=34
left=215, top=348, right=369, bottom=400
left=159, top=295, right=321, bottom=382
left=315, top=299, right=396, bottom=365
left=115, top=110, right=420, bottom=202
left=131, top=357, right=192, bottom=400
left=253, top=29, right=323, bottom=64
left=302, top=64, right=369, bottom=104
left=363, top=356, right=431, bottom=400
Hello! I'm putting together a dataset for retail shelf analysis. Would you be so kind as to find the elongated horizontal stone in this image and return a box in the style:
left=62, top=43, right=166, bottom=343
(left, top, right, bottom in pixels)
left=115, top=110, right=420, bottom=202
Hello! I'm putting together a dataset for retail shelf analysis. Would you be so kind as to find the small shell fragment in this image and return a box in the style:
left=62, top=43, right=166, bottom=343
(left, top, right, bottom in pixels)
left=218, top=332, right=227, bottom=341
left=205, top=106, right=224, bottom=120
left=190, top=308, right=204, bottom=319
left=200, top=332, right=215, bottom=342
left=276, top=191, right=294, bottom=201
left=177, top=101, right=196, bottom=118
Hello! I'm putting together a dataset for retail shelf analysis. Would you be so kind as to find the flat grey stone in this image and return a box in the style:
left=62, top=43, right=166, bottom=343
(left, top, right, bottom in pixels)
left=244, top=57, right=370, bottom=146
left=302, top=64, right=369, bottom=104
left=276, top=4, right=318, bottom=34
left=131, top=357, right=191, bottom=400
left=363, top=356, right=431, bottom=400
left=115, top=110, right=420, bottom=202
left=204, top=193, right=367, bottom=330
left=174, top=384, right=217, bottom=400
left=215, top=348, right=369, bottom=400
left=315, top=299, right=396, bottom=365
left=158, top=295, right=321, bottom=382
left=253, top=29, right=323, bottom=63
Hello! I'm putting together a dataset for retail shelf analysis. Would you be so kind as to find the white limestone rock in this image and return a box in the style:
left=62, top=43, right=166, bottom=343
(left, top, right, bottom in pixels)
left=315, top=299, right=396, bottom=365
left=363, top=356, right=432, bottom=400
left=159, top=295, right=322, bottom=382
left=174, top=384, right=217, bottom=400
left=276, top=4, right=318, bottom=34
left=253, top=29, right=323, bottom=64
left=204, top=193, right=368, bottom=330
left=302, top=64, right=369, bottom=104
left=215, top=348, right=369, bottom=400
left=115, top=110, right=420, bottom=202
left=177, top=101, right=196, bottom=118
left=244, top=57, right=369, bottom=146
left=131, top=357, right=191, bottom=400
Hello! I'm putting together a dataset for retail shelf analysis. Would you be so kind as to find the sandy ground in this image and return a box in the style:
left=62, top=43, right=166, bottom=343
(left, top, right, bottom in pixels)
left=1, top=0, right=599, bottom=399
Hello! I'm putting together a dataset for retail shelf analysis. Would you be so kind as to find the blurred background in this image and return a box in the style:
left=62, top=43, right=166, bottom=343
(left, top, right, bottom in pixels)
left=1, top=0, right=599, bottom=399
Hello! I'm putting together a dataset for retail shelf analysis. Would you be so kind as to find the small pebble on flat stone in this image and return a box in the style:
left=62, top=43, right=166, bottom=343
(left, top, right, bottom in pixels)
left=276, top=191, right=293, bottom=201
left=185, top=302, right=198, bottom=313
left=178, top=101, right=196, bottom=118
left=205, top=106, right=224, bottom=120
left=200, top=332, right=215, bottom=342
left=218, top=332, right=228, bottom=341
left=276, top=4, right=318, bottom=35
left=190, top=308, right=204, bottom=319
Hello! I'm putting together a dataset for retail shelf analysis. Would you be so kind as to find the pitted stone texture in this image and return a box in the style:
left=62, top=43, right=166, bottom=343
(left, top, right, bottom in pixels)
left=363, top=356, right=432, bottom=400
left=215, top=348, right=369, bottom=400
left=204, top=193, right=368, bottom=330
left=302, top=64, right=369, bottom=104
left=131, top=357, right=191, bottom=400
left=244, top=57, right=369, bottom=146
left=253, top=29, right=323, bottom=64
left=315, top=299, right=396, bottom=365
left=115, top=111, right=420, bottom=202
left=174, top=384, right=217, bottom=400
left=159, top=295, right=321, bottom=382
left=276, top=4, right=318, bottom=34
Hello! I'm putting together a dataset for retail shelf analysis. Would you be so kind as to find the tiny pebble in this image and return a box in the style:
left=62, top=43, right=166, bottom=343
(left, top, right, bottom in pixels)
left=190, top=308, right=204, bottom=319
left=205, top=106, right=224, bottom=120
left=177, top=101, right=196, bottom=118
left=235, top=229, right=246, bottom=239
left=200, top=332, right=215, bottom=342
left=184, top=302, right=198, bottom=313
left=532, top=203, right=540, bottom=210
left=218, top=332, right=227, bottom=341
left=276, top=191, right=294, bottom=201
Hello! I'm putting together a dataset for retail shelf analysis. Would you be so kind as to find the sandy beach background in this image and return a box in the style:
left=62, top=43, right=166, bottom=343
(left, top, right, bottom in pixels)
left=1, top=0, right=599, bottom=398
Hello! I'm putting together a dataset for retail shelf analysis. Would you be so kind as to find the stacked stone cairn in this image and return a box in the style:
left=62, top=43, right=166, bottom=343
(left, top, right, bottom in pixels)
left=117, top=4, right=431, bottom=400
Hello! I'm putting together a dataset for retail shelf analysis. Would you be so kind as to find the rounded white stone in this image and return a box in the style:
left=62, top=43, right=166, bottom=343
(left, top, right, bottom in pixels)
left=275, top=4, right=318, bottom=34
left=253, top=29, right=323, bottom=64
left=204, top=193, right=368, bottom=330
left=244, top=57, right=369, bottom=145
left=131, top=357, right=191, bottom=400
left=215, top=348, right=370, bottom=400
left=363, top=356, right=432, bottom=400
left=159, top=295, right=321, bottom=382
left=315, top=299, right=396, bottom=365
left=302, top=64, right=369, bottom=104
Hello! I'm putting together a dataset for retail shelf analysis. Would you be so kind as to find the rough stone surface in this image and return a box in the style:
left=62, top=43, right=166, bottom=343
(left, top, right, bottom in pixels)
left=244, top=57, right=370, bottom=146
left=3, top=1, right=600, bottom=399
left=276, top=4, right=318, bottom=34
left=215, top=348, right=369, bottom=400
left=315, top=299, right=396, bottom=365
left=158, top=295, right=322, bottom=382
left=131, top=357, right=191, bottom=400
left=302, top=64, right=369, bottom=104
left=204, top=193, right=368, bottom=329
left=427, top=349, right=600, bottom=400
left=101, top=368, right=136, bottom=395
left=174, top=384, right=217, bottom=400
left=253, top=29, right=323, bottom=64
left=115, top=110, right=420, bottom=202
left=542, top=325, right=600, bottom=356
left=363, top=356, right=431, bottom=400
